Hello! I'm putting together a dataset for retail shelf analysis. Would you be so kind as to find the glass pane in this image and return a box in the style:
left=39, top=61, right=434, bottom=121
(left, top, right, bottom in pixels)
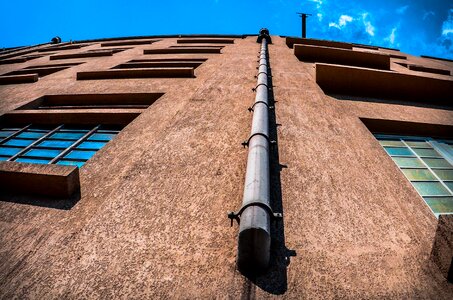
left=378, top=140, right=404, bottom=147
left=384, top=147, right=413, bottom=156
left=0, top=156, right=9, bottom=161
left=0, top=147, right=22, bottom=156
left=422, top=158, right=452, bottom=168
left=411, top=148, right=441, bottom=157
left=0, top=130, right=16, bottom=138
left=50, top=132, right=86, bottom=140
left=445, top=182, right=453, bottom=191
left=23, top=148, right=62, bottom=158
left=77, top=141, right=107, bottom=150
left=37, top=140, right=74, bottom=149
left=412, top=182, right=451, bottom=196
left=59, top=128, right=90, bottom=133
left=64, top=150, right=96, bottom=160
left=3, top=138, right=35, bottom=147
left=401, top=169, right=436, bottom=181
left=424, top=197, right=453, bottom=214
left=88, top=133, right=116, bottom=141
left=15, top=157, right=50, bottom=164
left=16, top=132, right=46, bottom=139
left=404, top=141, right=430, bottom=148
left=391, top=157, right=424, bottom=168
left=433, top=169, right=453, bottom=181
left=56, top=160, right=85, bottom=167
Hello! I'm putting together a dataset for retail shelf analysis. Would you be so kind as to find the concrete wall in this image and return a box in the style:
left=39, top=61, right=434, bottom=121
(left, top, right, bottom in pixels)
left=0, top=36, right=452, bottom=298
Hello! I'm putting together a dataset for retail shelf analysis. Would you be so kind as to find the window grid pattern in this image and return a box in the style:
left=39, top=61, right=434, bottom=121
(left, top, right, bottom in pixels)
left=0, top=124, right=120, bottom=167
left=376, top=134, right=453, bottom=217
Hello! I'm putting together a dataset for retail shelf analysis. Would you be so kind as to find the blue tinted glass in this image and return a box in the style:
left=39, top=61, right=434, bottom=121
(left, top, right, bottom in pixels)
left=77, top=141, right=106, bottom=150
left=23, top=148, right=62, bottom=158
left=59, top=128, right=90, bottom=132
left=64, top=150, right=96, bottom=160
left=0, top=147, right=22, bottom=156
left=384, top=147, right=413, bottom=156
left=4, top=139, right=35, bottom=147
left=15, top=158, right=50, bottom=164
left=88, top=133, right=116, bottom=141
left=0, top=130, right=16, bottom=138
left=50, top=132, right=86, bottom=140
left=37, top=140, right=74, bottom=149
left=17, top=132, right=46, bottom=139
left=0, top=156, right=9, bottom=161
left=56, top=160, right=85, bottom=167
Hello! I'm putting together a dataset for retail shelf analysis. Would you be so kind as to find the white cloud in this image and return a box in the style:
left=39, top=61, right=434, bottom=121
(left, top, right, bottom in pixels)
left=362, top=13, right=375, bottom=36
left=317, top=13, right=323, bottom=21
left=396, top=5, right=409, bottom=14
left=441, top=9, right=453, bottom=36
left=329, top=15, right=353, bottom=29
left=385, top=27, right=397, bottom=45
left=422, top=11, right=435, bottom=20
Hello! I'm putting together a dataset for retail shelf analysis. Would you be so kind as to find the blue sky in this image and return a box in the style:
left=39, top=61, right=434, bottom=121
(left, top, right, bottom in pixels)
left=1, top=0, right=452, bottom=59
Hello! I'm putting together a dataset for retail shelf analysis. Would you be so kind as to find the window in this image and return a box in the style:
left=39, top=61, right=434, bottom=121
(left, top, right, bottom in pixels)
left=0, top=124, right=120, bottom=167
left=375, top=134, right=453, bottom=217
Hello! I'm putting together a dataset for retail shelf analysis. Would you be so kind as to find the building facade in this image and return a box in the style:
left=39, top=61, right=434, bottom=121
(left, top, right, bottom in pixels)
left=0, top=32, right=452, bottom=298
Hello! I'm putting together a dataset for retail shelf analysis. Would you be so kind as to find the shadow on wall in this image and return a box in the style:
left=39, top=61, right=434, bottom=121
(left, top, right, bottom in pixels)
left=0, top=191, right=80, bottom=210
left=430, top=214, right=453, bottom=283
left=241, top=49, right=297, bottom=296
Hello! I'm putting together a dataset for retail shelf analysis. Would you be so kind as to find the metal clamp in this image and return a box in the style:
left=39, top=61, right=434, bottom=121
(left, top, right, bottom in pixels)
left=242, top=132, right=276, bottom=148
left=252, top=82, right=269, bottom=92
left=248, top=100, right=270, bottom=112
left=228, top=202, right=282, bottom=226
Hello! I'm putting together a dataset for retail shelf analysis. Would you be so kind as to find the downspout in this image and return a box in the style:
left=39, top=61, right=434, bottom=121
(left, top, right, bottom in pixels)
left=229, top=29, right=282, bottom=274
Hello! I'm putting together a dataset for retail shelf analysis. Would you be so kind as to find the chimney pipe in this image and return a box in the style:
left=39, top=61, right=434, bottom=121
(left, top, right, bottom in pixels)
left=297, top=13, right=312, bottom=38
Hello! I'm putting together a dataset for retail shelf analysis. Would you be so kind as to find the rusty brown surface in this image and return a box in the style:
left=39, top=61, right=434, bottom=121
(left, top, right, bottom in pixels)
left=0, top=36, right=452, bottom=299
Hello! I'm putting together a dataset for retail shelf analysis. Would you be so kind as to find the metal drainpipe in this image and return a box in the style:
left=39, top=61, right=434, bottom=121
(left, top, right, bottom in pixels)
left=228, top=29, right=281, bottom=274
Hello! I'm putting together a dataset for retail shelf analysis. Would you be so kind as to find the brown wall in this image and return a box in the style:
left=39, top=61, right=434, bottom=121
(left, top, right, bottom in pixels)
left=0, top=36, right=452, bottom=298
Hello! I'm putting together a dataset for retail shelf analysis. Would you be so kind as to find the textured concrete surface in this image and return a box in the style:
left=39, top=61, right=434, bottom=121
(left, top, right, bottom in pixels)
left=0, top=36, right=452, bottom=299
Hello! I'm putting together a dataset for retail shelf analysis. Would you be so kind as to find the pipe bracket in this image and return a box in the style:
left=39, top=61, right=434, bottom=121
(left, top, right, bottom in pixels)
left=248, top=100, right=270, bottom=112
left=228, top=202, right=282, bottom=227
left=242, top=132, right=275, bottom=148
left=252, top=82, right=268, bottom=92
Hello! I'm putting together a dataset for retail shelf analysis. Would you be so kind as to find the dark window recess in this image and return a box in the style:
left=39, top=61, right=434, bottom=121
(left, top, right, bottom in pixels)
left=1, top=62, right=83, bottom=78
left=50, top=48, right=130, bottom=60
left=395, top=62, right=450, bottom=76
left=112, top=58, right=207, bottom=69
left=169, top=45, right=225, bottom=49
left=177, top=38, right=234, bottom=44
left=100, top=39, right=158, bottom=47
left=17, top=93, right=164, bottom=110
left=144, top=47, right=222, bottom=54
left=0, top=53, right=51, bottom=65
left=0, top=124, right=121, bottom=167
left=37, top=43, right=90, bottom=52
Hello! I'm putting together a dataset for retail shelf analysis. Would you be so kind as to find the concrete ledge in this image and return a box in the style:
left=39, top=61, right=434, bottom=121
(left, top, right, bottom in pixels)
left=296, top=45, right=390, bottom=70
left=421, top=55, right=453, bottom=63
left=5, top=66, right=68, bottom=77
left=286, top=37, right=352, bottom=49
left=144, top=48, right=222, bottom=54
left=1, top=109, right=143, bottom=125
left=0, top=74, right=38, bottom=85
left=50, top=51, right=113, bottom=60
left=316, top=63, right=453, bottom=103
left=177, top=38, right=234, bottom=44
left=17, top=93, right=164, bottom=110
left=0, top=161, right=80, bottom=198
left=77, top=68, right=194, bottom=80
left=101, top=39, right=157, bottom=47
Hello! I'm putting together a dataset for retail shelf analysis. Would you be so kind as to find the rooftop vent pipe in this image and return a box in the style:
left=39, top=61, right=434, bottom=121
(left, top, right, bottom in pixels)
left=228, top=28, right=281, bottom=274
left=51, top=36, right=61, bottom=44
